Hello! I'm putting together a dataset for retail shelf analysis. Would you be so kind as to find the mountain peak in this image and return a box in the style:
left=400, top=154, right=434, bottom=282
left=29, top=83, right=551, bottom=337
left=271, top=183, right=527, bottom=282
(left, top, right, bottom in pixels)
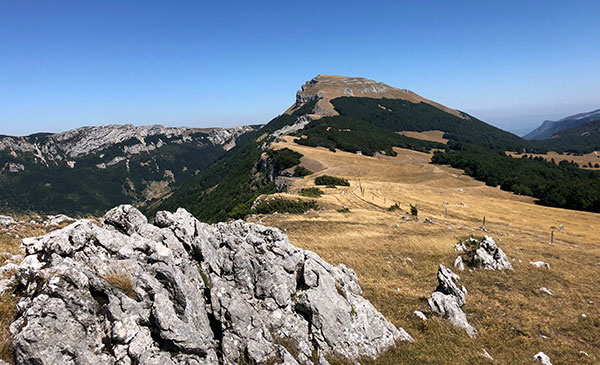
left=288, top=75, right=464, bottom=119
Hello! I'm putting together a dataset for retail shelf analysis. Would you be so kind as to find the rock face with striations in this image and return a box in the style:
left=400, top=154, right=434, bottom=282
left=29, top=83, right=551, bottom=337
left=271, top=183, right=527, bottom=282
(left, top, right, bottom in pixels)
left=428, top=265, right=477, bottom=337
left=7, top=205, right=411, bottom=365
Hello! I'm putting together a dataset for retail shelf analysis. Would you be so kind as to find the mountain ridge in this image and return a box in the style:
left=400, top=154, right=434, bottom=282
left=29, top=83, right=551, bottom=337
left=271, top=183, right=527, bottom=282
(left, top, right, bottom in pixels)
left=524, top=108, right=600, bottom=140
left=0, top=123, right=256, bottom=215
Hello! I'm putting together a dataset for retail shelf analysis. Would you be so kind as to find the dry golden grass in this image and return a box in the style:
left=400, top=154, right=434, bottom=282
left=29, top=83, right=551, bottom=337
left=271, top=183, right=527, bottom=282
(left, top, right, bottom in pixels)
left=101, top=270, right=136, bottom=298
left=397, top=130, right=449, bottom=144
left=507, top=150, right=600, bottom=169
left=0, top=292, right=18, bottom=362
left=253, top=137, right=600, bottom=364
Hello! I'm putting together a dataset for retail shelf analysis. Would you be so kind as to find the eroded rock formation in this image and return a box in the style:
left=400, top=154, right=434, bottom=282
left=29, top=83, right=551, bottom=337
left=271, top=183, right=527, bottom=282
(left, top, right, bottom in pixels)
left=428, top=265, right=477, bottom=337
left=6, top=205, right=411, bottom=364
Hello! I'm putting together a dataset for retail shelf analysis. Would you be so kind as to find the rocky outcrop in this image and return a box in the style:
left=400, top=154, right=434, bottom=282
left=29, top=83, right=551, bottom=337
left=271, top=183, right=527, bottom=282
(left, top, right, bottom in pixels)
left=453, top=236, right=511, bottom=271
left=472, top=236, right=512, bottom=270
left=428, top=265, right=477, bottom=337
left=6, top=205, right=411, bottom=364
left=0, top=215, right=16, bottom=227
left=271, top=115, right=312, bottom=138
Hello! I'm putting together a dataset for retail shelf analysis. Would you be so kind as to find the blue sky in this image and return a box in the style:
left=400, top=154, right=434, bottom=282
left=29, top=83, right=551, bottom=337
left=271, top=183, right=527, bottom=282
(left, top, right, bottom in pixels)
left=1, top=0, right=599, bottom=136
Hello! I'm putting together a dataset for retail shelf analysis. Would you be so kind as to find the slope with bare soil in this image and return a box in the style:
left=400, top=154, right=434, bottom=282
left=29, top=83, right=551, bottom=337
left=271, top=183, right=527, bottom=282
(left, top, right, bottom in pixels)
left=251, top=137, right=600, bottom=364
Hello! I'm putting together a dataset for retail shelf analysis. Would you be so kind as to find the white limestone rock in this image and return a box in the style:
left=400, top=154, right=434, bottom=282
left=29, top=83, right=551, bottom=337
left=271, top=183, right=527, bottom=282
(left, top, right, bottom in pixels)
left=7, top=205, right=411, bottom=365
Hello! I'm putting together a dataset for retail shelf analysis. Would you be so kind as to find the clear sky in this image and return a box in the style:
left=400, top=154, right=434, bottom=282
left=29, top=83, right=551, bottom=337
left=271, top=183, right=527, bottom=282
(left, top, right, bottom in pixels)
left=1, top=0, right=599, bottom=136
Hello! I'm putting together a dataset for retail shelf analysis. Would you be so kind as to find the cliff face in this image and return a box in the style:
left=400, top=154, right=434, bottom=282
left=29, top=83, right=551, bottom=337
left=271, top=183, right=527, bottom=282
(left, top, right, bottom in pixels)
left=288, top=74, right=465, bottom=119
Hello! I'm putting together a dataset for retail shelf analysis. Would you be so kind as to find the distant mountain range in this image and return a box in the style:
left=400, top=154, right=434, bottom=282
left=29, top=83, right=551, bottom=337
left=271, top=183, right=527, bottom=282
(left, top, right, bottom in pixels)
left=2, top=75, right=600, bottom=217
left=0, top=124, right=254, bottom=214
left=524, top=109, right=600, bottom=140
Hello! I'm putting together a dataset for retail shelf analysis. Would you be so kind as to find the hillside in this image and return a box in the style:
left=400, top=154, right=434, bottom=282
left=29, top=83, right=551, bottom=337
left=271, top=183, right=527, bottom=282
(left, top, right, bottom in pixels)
left=0, top=124, right=254, bottom=215
left=152, top=76, right=469, bottom=221
left=248, top=138, right=600, bottom=364
left=155, top=75, right=600, bottom=220
left=524, top=108, right=600, bottom=140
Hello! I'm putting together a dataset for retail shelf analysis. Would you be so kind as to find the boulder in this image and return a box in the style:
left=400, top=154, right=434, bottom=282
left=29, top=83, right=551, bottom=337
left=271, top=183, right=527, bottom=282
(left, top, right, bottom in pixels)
left=412, top=310, right=427, bottom=321
left=453, top=256, right=465, bottom=271
left=6, top=205, right=411, bottom=365
left=472, top=236, right=512, bottom=270
left=42, top=214, right=75, bottom=226
left=481, top=348, right=493, bottom=360
left=427, top=265, right=477, bottom=337
left=530, top=261, right=550, bottom=269
left=0, top=215, right=15, bottom=228
left=533, top=352, right=552, bottom=365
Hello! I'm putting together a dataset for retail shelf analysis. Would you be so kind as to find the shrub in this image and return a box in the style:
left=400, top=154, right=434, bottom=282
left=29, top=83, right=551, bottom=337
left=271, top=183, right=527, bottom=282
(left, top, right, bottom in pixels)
left=410, top=204, right=418, bottom=216
left=252, top=198, right=319, bottom=215
left=388, top=203, right=401, bottom=211
left=228, top=194, right=258, bottom=220
left=315, top=175, right=350, bottom=186
left=337, top=206, right=351, bottom=213
left=266, top=148, right=303, bottom=171
left=298, top=187, right=323, bottom=198
left=293, top=165, right=313, bottom=177
left=456, top=236, right=483, bottom=265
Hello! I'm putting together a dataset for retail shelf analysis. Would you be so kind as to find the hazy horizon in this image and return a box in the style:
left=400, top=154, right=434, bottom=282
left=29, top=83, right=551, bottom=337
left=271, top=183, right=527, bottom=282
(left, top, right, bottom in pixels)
left=1, top=1, right=599, bottom=137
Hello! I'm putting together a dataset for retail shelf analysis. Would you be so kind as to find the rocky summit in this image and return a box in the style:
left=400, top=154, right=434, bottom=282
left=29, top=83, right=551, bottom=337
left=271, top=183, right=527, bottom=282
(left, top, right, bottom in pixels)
left=289, top=74, right=465, bottom=119
left=6, top=205, right=411, bottom=365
